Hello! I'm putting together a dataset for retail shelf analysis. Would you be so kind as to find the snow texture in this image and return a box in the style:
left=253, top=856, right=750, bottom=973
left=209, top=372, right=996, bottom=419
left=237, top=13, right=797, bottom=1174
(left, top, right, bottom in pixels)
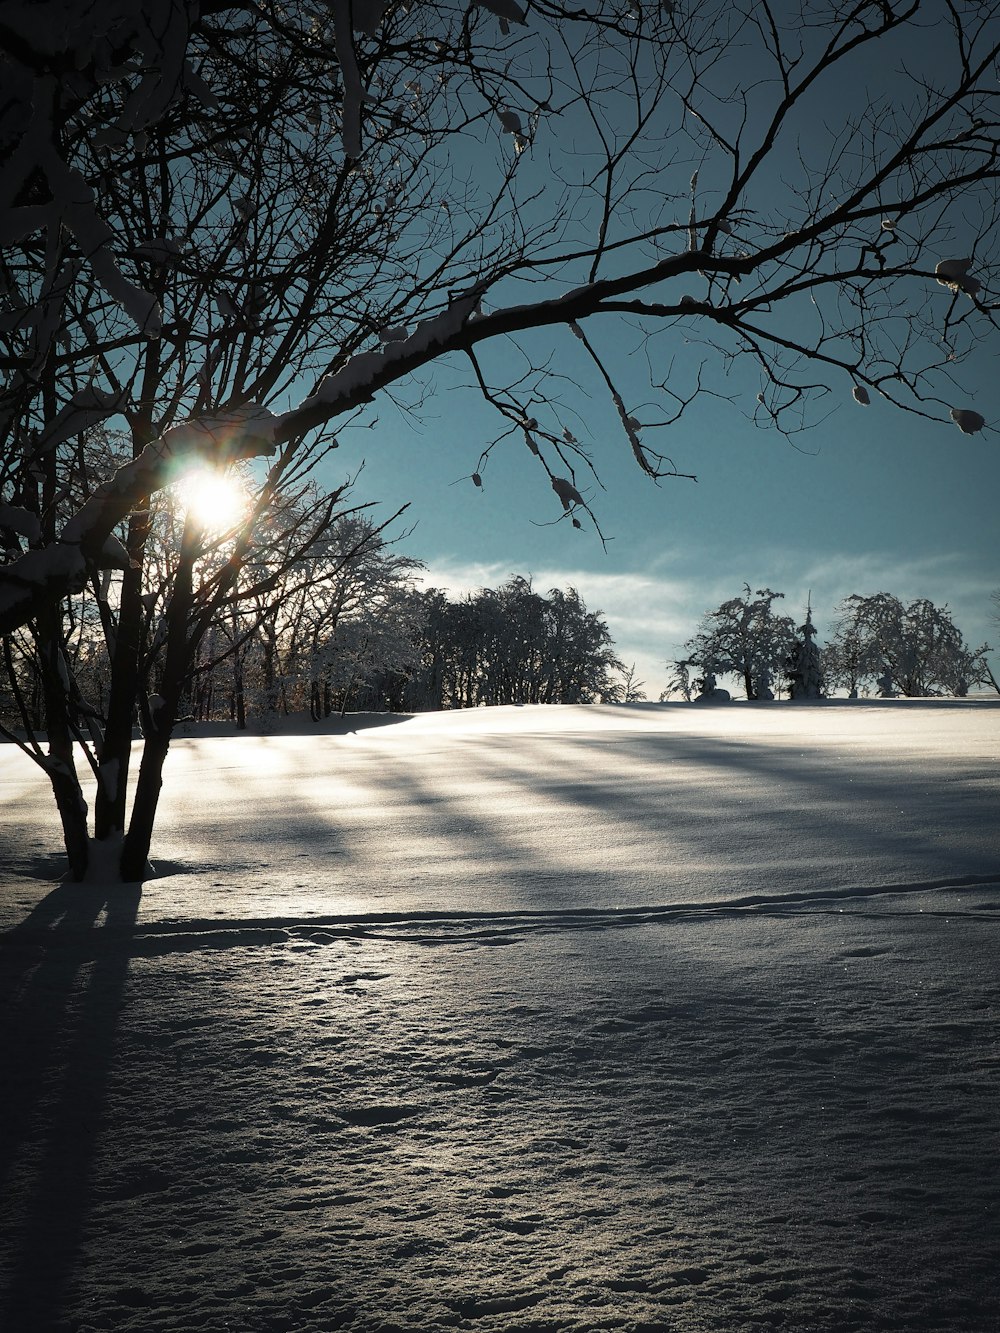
left=99, top=534, right=131, bottom=570
left=0, top=1, right=206, bottom=335
left=331, top=0, right=366, bottom=159
left=476, top=0, right=527, bottom=23
left=935, top=257, right=973, bottom=281
left=289, top=296, right=480, bottom=420
left=0, top=504, right=41, bottom=543
left=551, top=476, right=584, bottom=509
left=132, top=238, right=183, bottom=265
left=35, top=386, right=126, bottom=454
left=56, top=404, right=277, bottom=547
left=935, top=258, right=981, bottom=297
left=1, top=702, right=999, bottom=1332
left=0, top=541, right=87, bottom=597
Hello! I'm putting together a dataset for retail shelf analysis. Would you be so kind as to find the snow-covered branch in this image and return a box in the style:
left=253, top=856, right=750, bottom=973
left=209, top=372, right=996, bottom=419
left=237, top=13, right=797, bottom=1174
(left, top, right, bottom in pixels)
left=0, top=406, right=277, bottom=633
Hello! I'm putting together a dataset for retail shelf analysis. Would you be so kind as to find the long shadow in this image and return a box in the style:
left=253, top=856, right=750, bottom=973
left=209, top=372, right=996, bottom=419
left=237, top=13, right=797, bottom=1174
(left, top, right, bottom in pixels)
left=170, top=708, right=413, bottom=739
left=158, top=720, right=999, bottom=917
left=478, top=728, right=1000, bottom=890
left=0, top=879, right=140, bottom=1328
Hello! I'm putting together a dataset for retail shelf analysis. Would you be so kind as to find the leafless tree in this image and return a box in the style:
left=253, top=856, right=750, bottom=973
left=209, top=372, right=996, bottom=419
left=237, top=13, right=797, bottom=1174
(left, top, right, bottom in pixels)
left=826, top=592, right=989, bottom=695
left=613, top=662, right=648, bottom=704
left=679, top=585, right=798, bottom=700
left=2, top=0, right=999, bottom=877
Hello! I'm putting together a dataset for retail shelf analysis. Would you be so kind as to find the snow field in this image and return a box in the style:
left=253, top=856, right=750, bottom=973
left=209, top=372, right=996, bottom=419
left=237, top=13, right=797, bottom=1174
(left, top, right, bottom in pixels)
left=1, top=701, right=999, bottom=1331
left=6, top=699, right=996, bottom=925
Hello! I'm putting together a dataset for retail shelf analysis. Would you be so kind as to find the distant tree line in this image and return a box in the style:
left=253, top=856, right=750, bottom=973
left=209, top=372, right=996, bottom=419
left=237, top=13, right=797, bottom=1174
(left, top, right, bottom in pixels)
left=1, top=477, right=626, bottom=732
left=665, top=586, right=993, bottom=701
left=399, top=576, right=624, bottom=712
left=266, top=573, right=624, bottom=717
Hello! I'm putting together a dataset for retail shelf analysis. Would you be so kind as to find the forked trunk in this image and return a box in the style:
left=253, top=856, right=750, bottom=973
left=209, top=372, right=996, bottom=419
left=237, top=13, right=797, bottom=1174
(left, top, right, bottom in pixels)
left=119, top=522, right=197, bottom=881
left=37, top=605, right=90, bottom=879
left=49, top=759, right=90, bottom=881
left=120, top=722, right=171, bottom=882
left=95, top=541, right=147, bottom=839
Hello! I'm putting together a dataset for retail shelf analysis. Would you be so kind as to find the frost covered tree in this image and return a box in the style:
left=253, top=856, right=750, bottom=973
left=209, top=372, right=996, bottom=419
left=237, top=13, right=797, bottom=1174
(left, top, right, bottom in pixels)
left=680, top=586, right=797, bottom=701
left=399, top=577, right=620, bottom=708
left=785, top=601, right=825, bottom=699
left=820, top=609, right=882, bottom=698
left=304, top=555, right=423, bottom=718
left=2, top=436, right=395, bottom=874
left=3, top=0, right=1000, bottom=878
left=660, top=660, right=694, bottom=703
left=826, top=593, right=988, bottom=697
left=172, top=497, right=418, bottom=725
left=613, top=663, right=648, bottom=704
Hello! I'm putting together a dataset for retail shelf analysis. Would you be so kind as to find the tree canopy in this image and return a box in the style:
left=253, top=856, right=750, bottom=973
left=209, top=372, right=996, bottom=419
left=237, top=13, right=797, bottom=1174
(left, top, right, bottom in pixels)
left=667, top=586, right=989, bottom=699
left=404, top=576, right=622, bottom=710
left=673, top=585, right=798, bottom=701
left=825, top=593, right=989, bottom=696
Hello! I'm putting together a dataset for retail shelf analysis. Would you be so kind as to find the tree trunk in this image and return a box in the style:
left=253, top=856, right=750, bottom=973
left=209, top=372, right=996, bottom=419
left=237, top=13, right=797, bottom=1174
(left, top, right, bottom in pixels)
left=95, top=511, right=150, bottom=838
left=234, top=655, right=247, bottom=730
left=37, top=605, right=90, bottom=879
left=120, top=720, right=170, bottom=882
left=261, top=629, right=278, bottom=713
left=45, top=705, right=90, bottom=882
left=120, top=523, right=197, bottom=880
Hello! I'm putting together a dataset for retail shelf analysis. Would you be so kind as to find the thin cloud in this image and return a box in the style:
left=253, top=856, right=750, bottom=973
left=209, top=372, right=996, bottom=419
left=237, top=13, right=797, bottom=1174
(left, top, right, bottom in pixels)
left=416, top=548, right=997, bottom=700
left=415, top=556, right=700, bottom=694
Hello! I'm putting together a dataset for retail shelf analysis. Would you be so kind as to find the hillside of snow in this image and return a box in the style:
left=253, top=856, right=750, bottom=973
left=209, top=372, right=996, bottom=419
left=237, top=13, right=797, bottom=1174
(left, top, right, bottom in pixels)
left=1, top=700, right=998, bottom=1332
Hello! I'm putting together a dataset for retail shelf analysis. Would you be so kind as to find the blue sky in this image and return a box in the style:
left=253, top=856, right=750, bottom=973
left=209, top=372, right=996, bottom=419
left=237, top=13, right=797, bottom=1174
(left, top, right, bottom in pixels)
left=328, top=332, right=999, bottom=697
left=310, top=8, right=1000, bottom=698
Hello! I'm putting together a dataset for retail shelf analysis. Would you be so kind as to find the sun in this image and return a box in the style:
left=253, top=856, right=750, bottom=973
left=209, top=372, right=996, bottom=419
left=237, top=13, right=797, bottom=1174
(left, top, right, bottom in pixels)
left=175, top=467, right=249, bottom=534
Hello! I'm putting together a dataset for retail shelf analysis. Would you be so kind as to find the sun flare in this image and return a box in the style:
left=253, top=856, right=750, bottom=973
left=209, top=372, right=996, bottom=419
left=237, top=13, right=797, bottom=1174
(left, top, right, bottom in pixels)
left=176, top=468, right=249, bottom=533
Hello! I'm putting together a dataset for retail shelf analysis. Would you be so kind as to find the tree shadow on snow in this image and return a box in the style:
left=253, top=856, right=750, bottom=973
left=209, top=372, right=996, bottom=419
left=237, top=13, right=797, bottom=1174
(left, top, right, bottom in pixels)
left=0, top=848, right=74, bottom=881
left=0, top=879, right=140, bottom=1329
left=171, top=708, right=413, bottom=738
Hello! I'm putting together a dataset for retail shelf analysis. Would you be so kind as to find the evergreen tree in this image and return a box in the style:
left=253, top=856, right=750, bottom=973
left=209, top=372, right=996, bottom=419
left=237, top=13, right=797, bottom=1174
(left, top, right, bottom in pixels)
left=785, top=601, right=825, bottom=700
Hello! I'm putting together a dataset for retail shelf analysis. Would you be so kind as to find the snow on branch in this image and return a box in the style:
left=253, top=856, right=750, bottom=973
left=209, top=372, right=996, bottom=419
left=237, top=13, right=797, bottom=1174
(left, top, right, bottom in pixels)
left=324, top=0, right=398, bottom=159
left=0, top=503, right=41, bottom=544
left=35, top=386, right=129, bottom=454
left=0, top=282, right=503, bottom=634
left=270, top=252, right=723, bottom=449
left=281, top=293, right=483, bottom=427
left=950, top=407, right=985, bottom=434
left=0, top=405, right=278, bottom=634
left=476, top=0, right=527, bottom=23
left=0, top=0, right=203, bottom=336
left=60, top=405, right=280, bottom=547
left=330, top=0, right=367, bottom=160
left=935, top=258, right=981, bottom=297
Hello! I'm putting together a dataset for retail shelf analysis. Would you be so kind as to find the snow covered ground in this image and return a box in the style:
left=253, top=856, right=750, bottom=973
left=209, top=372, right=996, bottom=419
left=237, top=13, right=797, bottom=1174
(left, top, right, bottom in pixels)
left=1, top=700, right=999, bottom=1332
